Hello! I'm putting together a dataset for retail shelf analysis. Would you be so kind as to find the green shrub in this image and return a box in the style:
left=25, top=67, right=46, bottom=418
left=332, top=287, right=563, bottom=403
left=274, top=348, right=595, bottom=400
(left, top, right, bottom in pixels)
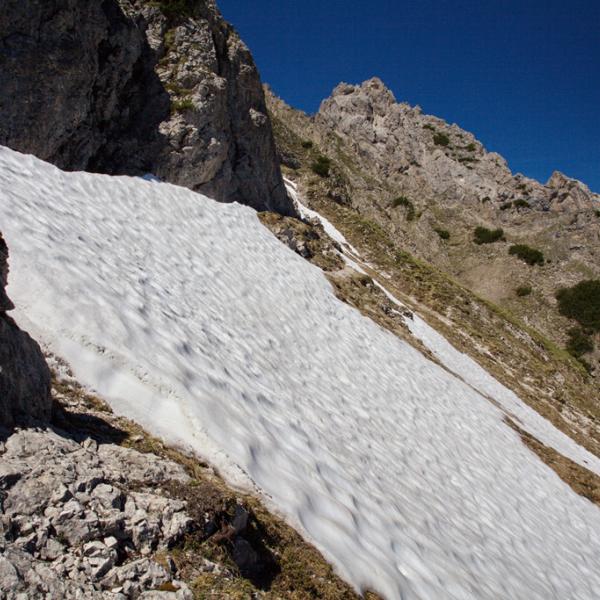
left=500, top=201, right=513, bottom=210
left=473, top=226, right=504, bottom=244
left=391, top=196, right=416, bottom=221
left=566, top=327, right=594, bottom=358
left=481, top=196, right=491, bottom=204
left=466, top=143, right=476, bottom=152
left=458, top=157, right=478, bottom=164
left=556, top=280, right=600, bottom=332
left=595, top=209, right=600, bottom=217
left=434, top=228, right=450, bottom=240
left=151, top=0, right=196, bottom=19
left=171, top=97, right=194, bottom=113
left=301, top=140, right=313, bottom=149
left=516, top=285, right=532, bottom=297
left=433, top=132, right=450, bottom=147
left=311, top=155, right=331, bottom=177
left=513, top=199, right=530, bottom=209
left=508, top=244, right=545, bottom=266
left=423, top=124, right=436, bottom=131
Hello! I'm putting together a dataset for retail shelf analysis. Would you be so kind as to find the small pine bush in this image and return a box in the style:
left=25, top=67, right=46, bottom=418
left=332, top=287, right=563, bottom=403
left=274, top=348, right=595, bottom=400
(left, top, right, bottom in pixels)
left=466, top=143, right=476, bottom=152
left=516, top=285, right=532, bottom=297
left=500, top=202, right=513, bottom=210
left=513, top=199, right=530, bottom=209
left=508, top=244, right=544, bottom=266
left=556, top=280, right=600, bottom=332
left=473, top=226, right=504, bottom=244
left=423, top=124, right=436, bottom=131
left=434, top=228, right=450, bottom=240
left=391, top=196, right=416, bottom=221
left=566, top=327, right=594, bottom=358
left=301, top=140, right=313, bottom=149
left=433, top=132, right=450, bottom=147
left=311, top=155, right=331, bottom=177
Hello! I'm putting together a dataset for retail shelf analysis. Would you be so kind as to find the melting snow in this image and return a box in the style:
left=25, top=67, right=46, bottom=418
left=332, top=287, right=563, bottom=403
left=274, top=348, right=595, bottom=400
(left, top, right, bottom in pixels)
left=2, top=147, right=600, bottom=600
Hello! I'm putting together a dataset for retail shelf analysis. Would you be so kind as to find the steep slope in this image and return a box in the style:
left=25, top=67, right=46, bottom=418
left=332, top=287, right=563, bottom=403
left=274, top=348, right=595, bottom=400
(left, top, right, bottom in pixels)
left=0, top=0, right=292, bottom=214
left=266, top=80, right=600, bottom=369
left=3, top=146, right=600, bottom=599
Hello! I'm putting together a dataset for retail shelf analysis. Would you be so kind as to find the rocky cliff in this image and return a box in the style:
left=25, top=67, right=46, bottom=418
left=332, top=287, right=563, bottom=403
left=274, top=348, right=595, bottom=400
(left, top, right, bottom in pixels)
left=0, top=234, right=51, bottom=428
left=0, top=0, right=293, bottom=214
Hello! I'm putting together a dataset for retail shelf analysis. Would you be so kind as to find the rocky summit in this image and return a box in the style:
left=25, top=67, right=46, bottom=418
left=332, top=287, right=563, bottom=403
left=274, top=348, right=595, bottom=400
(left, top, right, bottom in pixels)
left=0, top=0, right=293, bottom=215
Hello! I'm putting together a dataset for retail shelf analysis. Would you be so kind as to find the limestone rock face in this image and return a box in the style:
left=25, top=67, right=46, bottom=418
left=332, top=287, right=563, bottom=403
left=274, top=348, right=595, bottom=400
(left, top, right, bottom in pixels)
left=0, top=234, right=52, bottom=428
left=0, top=0, right=293, bottom=215
left=315, top=78, right=599, bottom=213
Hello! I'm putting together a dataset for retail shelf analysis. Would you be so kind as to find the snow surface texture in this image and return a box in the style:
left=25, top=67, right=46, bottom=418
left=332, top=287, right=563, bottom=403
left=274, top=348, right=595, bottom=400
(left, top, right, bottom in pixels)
left=2, top=147, right=600, bottom=600
left=286, top=180, right=600, bottom=478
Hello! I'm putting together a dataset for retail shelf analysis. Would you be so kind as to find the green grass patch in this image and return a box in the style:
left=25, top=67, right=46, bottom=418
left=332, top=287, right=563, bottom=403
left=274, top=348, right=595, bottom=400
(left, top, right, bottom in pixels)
left=474, top=226, right=504, bottom=244
left=171, top=97, right=194, bottom=113
left=434, top=227, right=450, bottom=240
left=508, top=244, right=545, bottom=266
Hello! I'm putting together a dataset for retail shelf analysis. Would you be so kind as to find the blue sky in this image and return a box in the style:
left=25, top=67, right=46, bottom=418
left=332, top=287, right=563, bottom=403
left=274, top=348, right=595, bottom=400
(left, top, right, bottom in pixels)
left=218, top=0, right=600, bottom=192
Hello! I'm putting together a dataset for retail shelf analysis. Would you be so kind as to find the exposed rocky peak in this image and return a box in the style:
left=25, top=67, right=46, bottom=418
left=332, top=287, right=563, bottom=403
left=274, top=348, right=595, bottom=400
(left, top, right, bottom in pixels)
left=0, top=234, right=51, bottom=428
left=0, top=0, right=293, bottom=215
left=315, top=78, right=599, bottom=214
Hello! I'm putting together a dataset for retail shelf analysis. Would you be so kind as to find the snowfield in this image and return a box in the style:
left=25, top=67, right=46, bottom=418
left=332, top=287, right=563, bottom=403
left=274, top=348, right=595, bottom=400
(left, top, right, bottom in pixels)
left=286, top=180, right=600, bottom=479
left=2, top=147, right=600, bottom=600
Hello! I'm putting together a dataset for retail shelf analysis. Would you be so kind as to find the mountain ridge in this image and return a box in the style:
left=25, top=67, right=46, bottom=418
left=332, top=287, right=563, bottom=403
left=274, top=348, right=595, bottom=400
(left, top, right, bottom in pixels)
left=265, top=77, right=600, bottom=373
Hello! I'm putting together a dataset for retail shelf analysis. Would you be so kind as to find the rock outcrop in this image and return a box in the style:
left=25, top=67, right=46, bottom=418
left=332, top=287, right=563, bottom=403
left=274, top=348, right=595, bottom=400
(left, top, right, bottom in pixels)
left=0, top=0, right=293, bottom=215
left=0, top=428, right=194, bottom=599
left=314, top=78, right=599, bottom=214
left=0, top=234, right=51, bottom=428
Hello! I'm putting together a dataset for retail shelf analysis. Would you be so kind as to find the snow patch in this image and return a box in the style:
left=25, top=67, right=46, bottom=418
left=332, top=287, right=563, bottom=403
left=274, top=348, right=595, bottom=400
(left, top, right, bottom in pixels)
left=2, top=148, right=600, bottom=600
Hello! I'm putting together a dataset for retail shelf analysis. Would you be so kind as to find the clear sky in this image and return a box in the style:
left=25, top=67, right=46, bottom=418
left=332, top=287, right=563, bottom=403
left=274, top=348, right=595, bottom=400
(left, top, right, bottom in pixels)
left=218, top=0, right=600, bottom=192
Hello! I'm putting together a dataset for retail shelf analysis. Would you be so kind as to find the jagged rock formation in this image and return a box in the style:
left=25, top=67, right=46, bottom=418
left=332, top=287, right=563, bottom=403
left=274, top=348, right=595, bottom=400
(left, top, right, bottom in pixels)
left=0, top=234, right=51, bottom=428
left=265, top=79, right=600, bottom=370
left=0, top=0, right=292, bottom=214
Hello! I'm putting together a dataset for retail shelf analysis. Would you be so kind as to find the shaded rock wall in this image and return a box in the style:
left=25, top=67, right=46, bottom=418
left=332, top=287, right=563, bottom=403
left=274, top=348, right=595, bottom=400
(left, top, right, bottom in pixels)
left=0, top=0, right=292, bottom=214
left=0, top=234, right=51, bottom=428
